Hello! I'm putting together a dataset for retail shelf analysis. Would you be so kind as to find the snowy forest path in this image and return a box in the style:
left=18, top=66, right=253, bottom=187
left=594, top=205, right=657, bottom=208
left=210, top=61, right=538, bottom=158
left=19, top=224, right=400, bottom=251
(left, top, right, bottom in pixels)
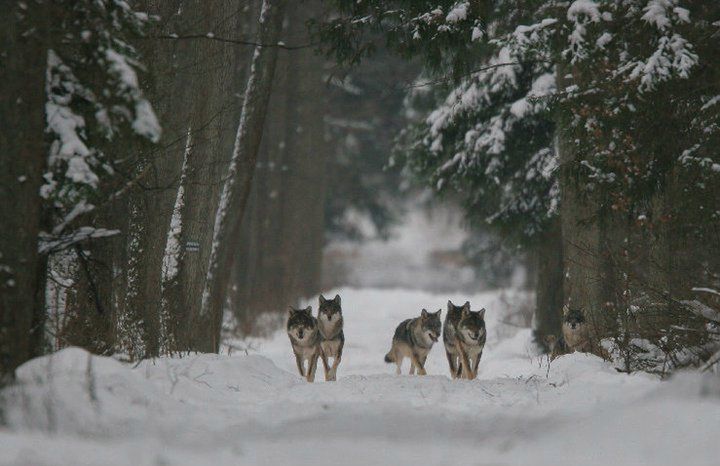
left=1, top=288, right=717, bottom=466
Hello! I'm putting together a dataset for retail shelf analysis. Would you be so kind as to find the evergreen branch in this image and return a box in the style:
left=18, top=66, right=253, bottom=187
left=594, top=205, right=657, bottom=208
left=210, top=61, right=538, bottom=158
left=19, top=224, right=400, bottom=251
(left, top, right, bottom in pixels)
left=149, top=34, right=316, bottom=50
left=403, top=62, right=522, bottom=89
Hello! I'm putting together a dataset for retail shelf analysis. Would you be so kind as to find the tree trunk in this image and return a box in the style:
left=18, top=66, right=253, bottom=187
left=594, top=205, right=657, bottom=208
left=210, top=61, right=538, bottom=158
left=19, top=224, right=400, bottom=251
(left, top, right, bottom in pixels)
left=199, top=0, right=286, bottom=352
left=556, top=68, right=617, bottom=353
left=277, top=0, right=328, bottom=302
left=230, top=0, right=328, bottom=332
left=0, top=5, right=48, bottom=379
left=533, top=217, right=564, bottom=348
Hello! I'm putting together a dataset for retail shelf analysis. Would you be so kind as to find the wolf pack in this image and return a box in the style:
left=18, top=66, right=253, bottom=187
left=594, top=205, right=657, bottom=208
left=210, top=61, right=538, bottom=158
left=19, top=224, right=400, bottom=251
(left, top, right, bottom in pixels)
left=287, top=295, right=590, bottom=382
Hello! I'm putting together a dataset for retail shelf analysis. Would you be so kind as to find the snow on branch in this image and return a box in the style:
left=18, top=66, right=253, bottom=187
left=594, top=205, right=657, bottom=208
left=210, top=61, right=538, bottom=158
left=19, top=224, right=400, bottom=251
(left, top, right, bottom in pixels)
left=681, top=299, right=720, bottom=324
left=39, top=227, right=120, bottom=255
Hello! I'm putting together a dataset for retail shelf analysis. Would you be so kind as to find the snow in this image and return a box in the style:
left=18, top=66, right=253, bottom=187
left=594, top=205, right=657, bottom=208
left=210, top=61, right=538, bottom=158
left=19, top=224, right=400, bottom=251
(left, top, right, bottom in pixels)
left=161, top=128, right=192, bottom=284
left=2, top=287, right=719, bottom=465
left=445, top=2, right=468, bottom=24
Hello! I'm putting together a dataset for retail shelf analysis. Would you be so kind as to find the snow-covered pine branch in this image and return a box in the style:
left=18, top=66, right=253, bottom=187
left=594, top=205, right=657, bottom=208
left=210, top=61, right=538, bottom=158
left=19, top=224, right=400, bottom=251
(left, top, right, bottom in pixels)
left=41, top=0, right=160, bottom=252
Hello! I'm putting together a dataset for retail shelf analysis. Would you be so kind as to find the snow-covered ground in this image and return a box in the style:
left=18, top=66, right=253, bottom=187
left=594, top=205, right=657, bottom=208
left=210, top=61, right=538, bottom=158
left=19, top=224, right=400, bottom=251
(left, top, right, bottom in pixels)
left=2, top=287, right=719, bottom=466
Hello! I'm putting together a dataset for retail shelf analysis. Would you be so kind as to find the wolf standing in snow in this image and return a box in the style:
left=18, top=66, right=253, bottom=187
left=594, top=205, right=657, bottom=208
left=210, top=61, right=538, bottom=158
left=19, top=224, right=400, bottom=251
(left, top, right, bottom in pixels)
left=443, top=300, right=470, bottom=379
left=287, top=306, right=321, bottom=382
left=384, top=309, right=442, bottom=375
left=454, top=306, right=486, bottom=380
left=562, top=305, right=591, bottom=353
left=317, top=294, right=344, bottom=381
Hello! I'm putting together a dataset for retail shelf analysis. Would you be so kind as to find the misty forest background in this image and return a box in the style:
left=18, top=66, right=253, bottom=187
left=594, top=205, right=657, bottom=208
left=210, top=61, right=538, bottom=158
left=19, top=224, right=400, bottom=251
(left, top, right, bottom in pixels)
left=2, top=0, right=720, bottom=383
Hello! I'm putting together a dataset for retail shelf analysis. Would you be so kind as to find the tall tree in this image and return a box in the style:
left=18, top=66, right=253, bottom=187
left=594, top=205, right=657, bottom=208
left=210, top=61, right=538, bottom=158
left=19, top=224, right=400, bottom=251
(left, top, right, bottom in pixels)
left=0, top=4, right=48, bottom=380
left=231, top=0, right=330, bottom=328
left=199, top=0, right=287, bottom=352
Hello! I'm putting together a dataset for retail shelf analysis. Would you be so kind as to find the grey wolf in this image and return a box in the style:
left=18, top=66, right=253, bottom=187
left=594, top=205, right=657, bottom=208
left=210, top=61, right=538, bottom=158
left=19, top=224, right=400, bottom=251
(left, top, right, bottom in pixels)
left=562, top=305, right=591, bottom=353
left=384, top=309, right=442, bottom=375
left=287, top=306, right=321, bottom=382
left=443, top=300, right=470, bottom=379
left=317, top=294, right=344, bottom=381
left=454, top=306, right=486, bottom=380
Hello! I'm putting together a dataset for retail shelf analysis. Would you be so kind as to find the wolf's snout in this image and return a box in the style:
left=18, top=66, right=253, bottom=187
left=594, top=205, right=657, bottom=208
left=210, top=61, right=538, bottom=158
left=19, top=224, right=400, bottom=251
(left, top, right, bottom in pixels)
left=298, top=329, right=305, bottom=339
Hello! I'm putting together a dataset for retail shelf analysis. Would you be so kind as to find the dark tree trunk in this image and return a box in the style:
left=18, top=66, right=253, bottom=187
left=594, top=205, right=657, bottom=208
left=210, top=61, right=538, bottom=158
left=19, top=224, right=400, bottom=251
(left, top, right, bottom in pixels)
left=0, top=5, right=48, bottom=379
left=229, top=0, right=328, bottom=333
left=277, top=0, right=328, bottom=301
left=199, top=0, right=287, bottom=352
left=533, top=217, right=564, bottom=348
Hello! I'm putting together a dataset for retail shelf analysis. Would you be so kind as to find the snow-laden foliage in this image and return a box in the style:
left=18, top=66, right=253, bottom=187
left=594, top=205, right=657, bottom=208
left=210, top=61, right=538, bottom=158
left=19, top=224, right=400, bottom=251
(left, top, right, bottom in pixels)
left=503, top=0, right=719, bottom=201
left=386, top=1, right=559, bottom=243
left=397, top=52, right=557, bottom=241
left=312, top=1, right=488, bottom=78
left=42, top=0, right=160, bottom=252
left=318, top=0, right=720, bottom=244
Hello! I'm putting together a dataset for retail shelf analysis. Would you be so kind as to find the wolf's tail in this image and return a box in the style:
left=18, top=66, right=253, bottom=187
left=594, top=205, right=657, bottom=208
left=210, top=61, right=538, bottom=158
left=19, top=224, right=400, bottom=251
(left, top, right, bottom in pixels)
left=384, top=350, right=395, bottom=364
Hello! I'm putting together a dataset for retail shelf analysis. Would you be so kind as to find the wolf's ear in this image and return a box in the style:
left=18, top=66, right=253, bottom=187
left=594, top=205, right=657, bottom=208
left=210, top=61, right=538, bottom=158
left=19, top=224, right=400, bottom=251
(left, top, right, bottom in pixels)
left=421, top=308, right=429, bottom=318
left=288, top=306, right=296, bottom=315
left=319, top=295, right=326, bottom=305
left=435, top=309, right=442, bottom=318
left=461, top=306, right=471, bottom=318
left=462, top=301, right=471, bottom=312
left=447, top=300, right=454, bottom=310
left=334, top=294, right=341, bottom=305
left=478, top=308, right=486, bottom=319
left=304, top=306, right=312, bottom=314
left=562, top=304, right=570, bottom=316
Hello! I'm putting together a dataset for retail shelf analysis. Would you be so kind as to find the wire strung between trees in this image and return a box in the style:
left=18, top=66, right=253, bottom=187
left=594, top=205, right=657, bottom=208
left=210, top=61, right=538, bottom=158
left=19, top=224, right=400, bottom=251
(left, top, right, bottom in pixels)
left=150, top=33, right=317, bottom=50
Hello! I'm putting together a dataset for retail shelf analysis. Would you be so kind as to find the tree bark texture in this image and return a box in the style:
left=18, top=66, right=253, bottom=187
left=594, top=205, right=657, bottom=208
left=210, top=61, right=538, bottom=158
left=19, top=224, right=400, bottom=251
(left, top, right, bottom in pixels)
left=199, top=0, right=287, bottom=352
left=0, top=5, right=48, bottom=379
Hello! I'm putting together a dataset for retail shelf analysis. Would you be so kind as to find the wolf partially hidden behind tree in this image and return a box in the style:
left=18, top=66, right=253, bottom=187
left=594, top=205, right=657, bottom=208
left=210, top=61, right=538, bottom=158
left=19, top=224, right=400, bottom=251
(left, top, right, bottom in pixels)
left=287, top=306, right=321, bottom=382
left=545, top=305, right=593, bottom=360
left=317, top=294, right=344, bottom=381
left=562, top=305, right=592, bottom=353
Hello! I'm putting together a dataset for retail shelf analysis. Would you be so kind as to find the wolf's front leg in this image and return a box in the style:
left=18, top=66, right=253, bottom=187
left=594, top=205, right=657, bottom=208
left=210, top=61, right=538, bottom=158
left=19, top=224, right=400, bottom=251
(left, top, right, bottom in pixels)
left=470, top=351, right=482, bottom=380
left=457, top=344, right=472, bottom=379
left=328, top=345, right=342, bottom=381
left=412, top=353, right=427, bottom=376
left=306, top=352, right=319, bottom=383
left=446, top=350, right=459, bottom=379
left=320, top=350, right=331, bottom=381
left=295, top=353, right=306, bottom=377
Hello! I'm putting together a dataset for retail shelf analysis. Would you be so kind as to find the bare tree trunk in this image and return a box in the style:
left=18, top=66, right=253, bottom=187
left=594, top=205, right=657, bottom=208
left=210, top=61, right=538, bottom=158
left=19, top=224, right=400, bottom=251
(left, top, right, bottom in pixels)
left=230, top=0, right=328, bottom=332
left=533, top=217, right=564, bottom=348
left=277, top=0, right=328, bottom=302
left=229, top=25, right=290, bottom=330
left=199, top=0, right=286, bottom=352
left=556, top=68, right=617, bottom=353
left=167, top=0, right=256, bottom=352
left=0, top=5, right=48, bottom=379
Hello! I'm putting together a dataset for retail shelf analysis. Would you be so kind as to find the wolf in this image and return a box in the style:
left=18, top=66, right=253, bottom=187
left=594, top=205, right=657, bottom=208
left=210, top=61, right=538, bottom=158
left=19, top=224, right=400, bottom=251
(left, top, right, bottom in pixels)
left=287, top=306, right=321, bottom=382
left=562, top=305, right=592, bottom=353
left=317, top=294, right=344, bottom=381
left=454, top=306, right=486, bottom=380
left=384, top=309, right=442, bottom=375
left=443, top=300, right=470, bottom=379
